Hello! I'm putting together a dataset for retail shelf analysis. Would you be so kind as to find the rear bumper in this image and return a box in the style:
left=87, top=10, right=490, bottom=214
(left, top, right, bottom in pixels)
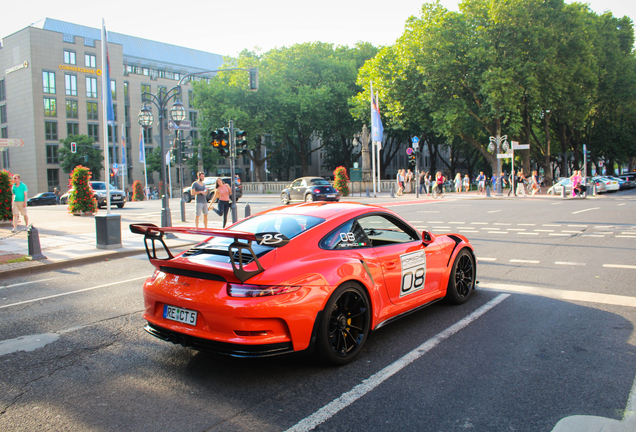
left=144, top=322, right=294, bottom=358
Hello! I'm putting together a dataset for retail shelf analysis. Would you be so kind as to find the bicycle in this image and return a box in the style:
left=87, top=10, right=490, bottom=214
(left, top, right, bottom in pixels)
left=432, top=185, right=446, bottom=199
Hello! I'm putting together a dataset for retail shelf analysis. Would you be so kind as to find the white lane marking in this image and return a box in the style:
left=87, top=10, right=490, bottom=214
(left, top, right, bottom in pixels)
left=549, top=233, right=572, bottom=236
left=603, top=264, right=636, bottom=270
left=555, top=262, right=586, bottom=266
left=535, top=229, right=554, bottom=232
left=0, top=276, right=149, bottom=309
left=567, top=224, right=588, bottom=227
left=458, top=230, right=480, bottom=233
left=488, top=231, right=508, bottom=234
left=449, top=222, right=465, bottom=224
left=507, top=229, right=526, bottom=231
left=0, top=277, right=61, bottom=290
left=428, top=221, right=444, bottom=224
left=519, top=232, right=539, bottom=235
left=618, top=203, right=626, bottom=206
left=483, top=227, right=499, bottom=230
left=433, top=227, right=451, bottom=230
left=621, top=232, right=636, bottom=235
left=477, top=257, right=497, bottom=261
left=510, top=259, right=540, bottom=264
left=518, top=223, right=536, bottom=226
left=596, top=226, right=614, bottom=229
left=487, top=210, right=501, bottom=213
left=561, top=230, right=583, bottom=233
left=471, top=222, right=488, bottom=225
left=0, top=333, right=60, bottom=357
left=285, top=295, right=510, bottom=432
left=572, top=207, right=600, bottom=214
left=582, top=234, right=605, bottom=238
left=479, top=283, right=636, bottom=308
left=551, top=202, right=562, bottom=205
left=616, top=236, right=636, bottom=239
left=494, top=223, right=511, bottom=226
left=544, top=224, right=562, bottom=227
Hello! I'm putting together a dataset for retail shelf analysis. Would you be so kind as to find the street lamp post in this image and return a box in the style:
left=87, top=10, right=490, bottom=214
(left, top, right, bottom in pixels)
left=488, top=135, right=509, bottom=196
left=138, top=89, right=186, bottom=228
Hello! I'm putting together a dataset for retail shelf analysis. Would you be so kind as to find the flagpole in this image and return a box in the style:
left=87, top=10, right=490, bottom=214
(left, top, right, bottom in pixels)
left=370, top=82, right=377, bottom=197
left=140, top=128, right=148, bottom=200
left=121, top=127, right=126, bottom=196
left=376, top=93, right=381, bottom=193
left=101, top=19, right=111, bottom=213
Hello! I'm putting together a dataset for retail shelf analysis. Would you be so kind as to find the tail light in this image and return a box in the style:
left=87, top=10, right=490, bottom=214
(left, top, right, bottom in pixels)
left=227, top=283, right=301, bottom=297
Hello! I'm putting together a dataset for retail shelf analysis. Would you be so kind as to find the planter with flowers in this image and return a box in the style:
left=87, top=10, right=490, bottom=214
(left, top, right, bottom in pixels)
left=132, top=180, right=145, bottom=201
left=0, top=170, right=14, bottom=222
left=333, top=166, right=350, bottom=197
left=68, top=165, right=97, bottom=216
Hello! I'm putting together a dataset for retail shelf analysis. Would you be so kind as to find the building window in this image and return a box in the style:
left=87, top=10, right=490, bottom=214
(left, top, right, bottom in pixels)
left=65, top=74, right=77, bottom=96
left=66, top=100, right=78, bottom=118
left=111, top=80, right=116, bottom=100
left=124, top=81, right=129, bottom=102
left=0, top=79, right=5, bottom=101
left=0, top=105, right=7, bottom=124
left=85, top=53, right=96, bottom=68
left=2, top=148, right=9, bottom=169
left=86, top=77, right=98, bottom=98
left=67, top=122, right=79, bottom=136
left=188, top=90, right=194, bottom=108
left=43, top=71, right=56, bottom=94
left=189, top=111, right=197, bottom=128
left=124, top=105, right=130, bottom=124
left=45, top=121, right=58, bottom=140
left=44, top=98, right=57, bottom=117
left=143, top=127, right=153, bottom=144
left=88, top=124, right=99, bottom=142
left=47, top=169, right=59, bottom=191
left=1, top=126, right=7, bottom=138
left=189, top=130, right=198, bottom=140
left=142, top=68, right=149, bottom=76
left=108, top=125, right=118, bottom=144
left=141, top=84, right=151, bottom=102
left=112, top=103, right=117, bottom=122
left=46, top=144, right=59, bottom=164
left=63, top=50, right=76, bottom=65
left=87, top=102, right=98, bottom=120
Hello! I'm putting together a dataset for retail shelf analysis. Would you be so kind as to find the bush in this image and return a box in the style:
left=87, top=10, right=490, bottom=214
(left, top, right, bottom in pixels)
left=333, top=166, right=349, bottom=197
left=132, top=180, right=145, bottom=201
left=68, top=165, right=97, bottom=214
left=0, top=170, right=14, bottom=221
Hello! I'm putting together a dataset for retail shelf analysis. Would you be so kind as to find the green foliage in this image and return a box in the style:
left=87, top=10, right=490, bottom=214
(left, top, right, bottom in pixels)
left=0, top=170, right=13, bottom=221
left=132, top=180, right=145, bottom=201
left=58, top=135, right=104, bottom=181
left=333, top=166, right=349, bottom=197
left=68, top=165, right=97, bottom=214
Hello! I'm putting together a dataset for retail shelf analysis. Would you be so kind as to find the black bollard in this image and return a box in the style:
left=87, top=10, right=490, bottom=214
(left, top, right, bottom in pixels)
left=486, top=186, right=491, bottom=197
left=244, top=203, right=251, bottom=218
left=27, top=225, right=46, bottom=260
left=366, top=187, right=370, bottom=198
left=391, top=184, right=395, bottom=198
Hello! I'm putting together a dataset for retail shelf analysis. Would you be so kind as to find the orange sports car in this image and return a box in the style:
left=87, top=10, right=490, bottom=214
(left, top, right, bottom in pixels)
left=131, top=202, right=476, bottom=365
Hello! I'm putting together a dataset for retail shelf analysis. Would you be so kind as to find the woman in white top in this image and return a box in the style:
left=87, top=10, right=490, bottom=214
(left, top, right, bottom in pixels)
left=454, top=173, right=462, bottom=193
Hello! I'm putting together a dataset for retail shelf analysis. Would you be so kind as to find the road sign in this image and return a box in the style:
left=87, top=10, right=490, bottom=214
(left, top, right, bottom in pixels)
left=412, top=137, right=419, bottom=150
left=112, top=168, right=119, bottom=175
left=112, top=163, right=118, bottom=169
left=512, top=143, right=530, bottom=150
left=167, top=120, right=191, bottom=131
left=497, top=153, right=512, bottom=159
left=406, top=148, right=413, bottom=155
left=0, top=138, right=25, bottom=147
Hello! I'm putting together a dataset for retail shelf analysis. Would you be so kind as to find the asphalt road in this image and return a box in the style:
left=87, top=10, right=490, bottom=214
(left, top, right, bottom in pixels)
left=1, top=191, right=635, bottom=431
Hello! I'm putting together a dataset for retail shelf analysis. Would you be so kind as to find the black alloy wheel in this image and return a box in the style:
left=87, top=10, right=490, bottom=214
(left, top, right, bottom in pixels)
left=317, top=283, right=370, bottom=365
left=445, top=249, right=475, bottom=304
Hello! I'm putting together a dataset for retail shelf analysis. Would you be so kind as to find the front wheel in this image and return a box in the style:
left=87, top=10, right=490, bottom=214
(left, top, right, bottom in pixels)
left=317, top=283, right=370, bottom=365
left=281, top=193, right=290, bottom=205
left=445, top=249, right=475, bottom=305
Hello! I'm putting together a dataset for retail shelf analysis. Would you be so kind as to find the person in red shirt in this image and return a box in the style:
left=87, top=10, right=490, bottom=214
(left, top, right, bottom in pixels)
left=209, top=178, right=232, bottom=228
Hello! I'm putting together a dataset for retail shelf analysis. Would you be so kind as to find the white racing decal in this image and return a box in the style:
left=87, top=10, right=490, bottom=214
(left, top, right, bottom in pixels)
left=258, top=233, right=285, bottom=245
left=400, top=250, right=427, bottom=297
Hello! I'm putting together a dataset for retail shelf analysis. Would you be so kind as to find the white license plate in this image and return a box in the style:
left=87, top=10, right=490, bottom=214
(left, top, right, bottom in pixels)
left=327, top=194, right=336, bottom=198
left=163, top=304, right=197, bottom=326
left=113, top=195, right=121, bottom=199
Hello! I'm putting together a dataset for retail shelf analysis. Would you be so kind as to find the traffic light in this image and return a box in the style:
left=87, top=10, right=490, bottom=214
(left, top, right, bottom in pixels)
left=249, top=69, right=259, bottom=91
left=408, top=153, right=416, bottom=166
left=211, top=128, right=229, bottom=156
left=110, top=168, right=115, bottom=178
left=84, top=155, right=89, bottom=163
left=236, top=130, right=248, bottom=155
left=71, top=142, right=77, bottom=153
left=586, top=150, right=591, bottom=163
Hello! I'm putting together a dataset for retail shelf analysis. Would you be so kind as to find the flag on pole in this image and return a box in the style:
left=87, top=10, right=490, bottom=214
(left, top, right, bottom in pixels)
left=101, top=19, right=115, bottom=125
left=139, top=128, right=145, bottom=163
left=121, top=127, right=126, bottom=166
left=371, top=87, right=384, bottom=143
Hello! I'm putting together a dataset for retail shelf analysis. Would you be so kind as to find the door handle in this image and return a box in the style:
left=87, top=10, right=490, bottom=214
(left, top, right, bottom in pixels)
left=385, top=262, right=397, bottom=270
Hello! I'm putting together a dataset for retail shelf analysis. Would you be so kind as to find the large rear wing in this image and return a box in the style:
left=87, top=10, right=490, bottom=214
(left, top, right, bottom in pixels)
left=129, top=223, right=290, bottom=282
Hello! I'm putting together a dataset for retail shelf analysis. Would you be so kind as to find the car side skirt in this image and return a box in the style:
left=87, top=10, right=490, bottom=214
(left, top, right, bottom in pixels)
left=373, top=297, right=443, bottom=331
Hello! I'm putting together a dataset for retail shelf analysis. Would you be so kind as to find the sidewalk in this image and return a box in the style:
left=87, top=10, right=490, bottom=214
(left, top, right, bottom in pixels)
left=0, top=188, right=593, bottom=279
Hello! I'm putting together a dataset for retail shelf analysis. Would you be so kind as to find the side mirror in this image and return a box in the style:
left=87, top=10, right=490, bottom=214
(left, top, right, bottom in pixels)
left=422, top=230, right=436, bottom=244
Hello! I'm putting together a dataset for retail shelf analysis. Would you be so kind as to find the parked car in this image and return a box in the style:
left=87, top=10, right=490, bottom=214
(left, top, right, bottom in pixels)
left=27, top=192, right=58, bottom=206
left=280, top=177, right=340, bottom=204
left=547, top=177, right=605, bottom=195
left=182, top=176, right=242, bottom=203
left=618, top=176, right=636, bottom=189
left=59, top=182, right=125, bottom=208
left=593, top=176, right=620, bottom=192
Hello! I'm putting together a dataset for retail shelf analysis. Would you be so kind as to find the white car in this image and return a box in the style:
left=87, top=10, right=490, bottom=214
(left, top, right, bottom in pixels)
left=593, top=176, right=620, bottom=192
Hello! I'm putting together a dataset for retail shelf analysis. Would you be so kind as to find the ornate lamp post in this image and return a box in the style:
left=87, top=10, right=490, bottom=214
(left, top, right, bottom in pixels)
left=137, top=88, right=186, bottom=228
left=488, top=135, right=509, bottom=196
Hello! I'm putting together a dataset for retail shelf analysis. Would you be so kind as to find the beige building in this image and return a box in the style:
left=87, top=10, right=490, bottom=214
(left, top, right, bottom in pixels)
left=0, top=18, right=225, bottom=196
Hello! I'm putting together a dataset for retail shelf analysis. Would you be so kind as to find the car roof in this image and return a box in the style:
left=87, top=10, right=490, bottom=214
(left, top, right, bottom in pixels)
left=254, top=202, right=386, bottom=223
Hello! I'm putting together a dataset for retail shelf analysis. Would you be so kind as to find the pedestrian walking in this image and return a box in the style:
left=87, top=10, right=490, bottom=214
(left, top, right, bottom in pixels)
left=405, top=169, right=413, bottom=193
left=191, top=172, right=209, bottom=228
left=476, top=171, right=486, bottom=194
left=570, top=170, right=582, bottom=197
left=530, top=170, right=540, bottom=196
left=210, top=177, right=232, bottom=228
left=463, top=174, right=470, bottom=192
left=490, top=173, right=498, bottom=192
left=516, top=169, right=527, bottom=197
left=425, top=172, right=432, bottom=195
left=454, top=173, right=462, bottom=193
left=499, top=172, right=508, bottom=193
left=419, top=171, right=427, bottom=195
left=11, top=174, right=29, bottom=232
left=396, top=169, right=405, bottom=196
left=53, top=187, right=61, bottom=204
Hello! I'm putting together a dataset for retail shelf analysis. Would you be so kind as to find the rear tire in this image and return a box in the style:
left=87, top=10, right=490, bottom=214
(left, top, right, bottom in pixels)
left=183, top=192, right=191, bottom=203
left=317, top=283, right=370, bottom=365
left=305, top=194, right=314, bottom=202
left=445, top=249, right=475, bottom=305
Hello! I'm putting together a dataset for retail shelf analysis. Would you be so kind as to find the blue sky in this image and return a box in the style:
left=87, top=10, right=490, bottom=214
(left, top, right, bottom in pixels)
left=2, top=1, right=634, bottom=57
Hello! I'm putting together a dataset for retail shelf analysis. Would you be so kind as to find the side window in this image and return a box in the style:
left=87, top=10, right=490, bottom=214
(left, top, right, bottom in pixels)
left=291, top=180, right=302, bottom=188
left=357, top=215, right=419, bottom=247
left=320, top=220, right=371, bottom=250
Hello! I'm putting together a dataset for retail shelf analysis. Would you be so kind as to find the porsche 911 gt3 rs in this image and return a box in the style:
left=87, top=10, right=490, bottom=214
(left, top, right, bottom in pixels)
left=131, top=202, right=476, bottom=365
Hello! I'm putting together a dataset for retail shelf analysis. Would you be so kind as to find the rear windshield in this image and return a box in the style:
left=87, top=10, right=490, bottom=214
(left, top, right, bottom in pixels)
left=230, top=214, right=325, bottom=239
left=310, top=179, right=330, bottom=186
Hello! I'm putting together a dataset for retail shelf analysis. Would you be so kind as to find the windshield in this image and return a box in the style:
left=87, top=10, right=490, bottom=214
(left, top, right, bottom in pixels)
left=310, top=179, right=331, bottom=186
left=90, top=182, right=118, bottom=190
left=231, top=214, right=325, bottom=239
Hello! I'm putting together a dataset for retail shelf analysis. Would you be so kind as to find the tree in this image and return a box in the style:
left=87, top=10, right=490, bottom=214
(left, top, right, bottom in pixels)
left=58, top=135, right=104, bottom=181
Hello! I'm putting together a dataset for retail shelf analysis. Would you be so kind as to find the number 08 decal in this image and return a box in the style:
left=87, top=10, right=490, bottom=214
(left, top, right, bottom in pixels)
left=399, top=250, right=427, bottom=297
